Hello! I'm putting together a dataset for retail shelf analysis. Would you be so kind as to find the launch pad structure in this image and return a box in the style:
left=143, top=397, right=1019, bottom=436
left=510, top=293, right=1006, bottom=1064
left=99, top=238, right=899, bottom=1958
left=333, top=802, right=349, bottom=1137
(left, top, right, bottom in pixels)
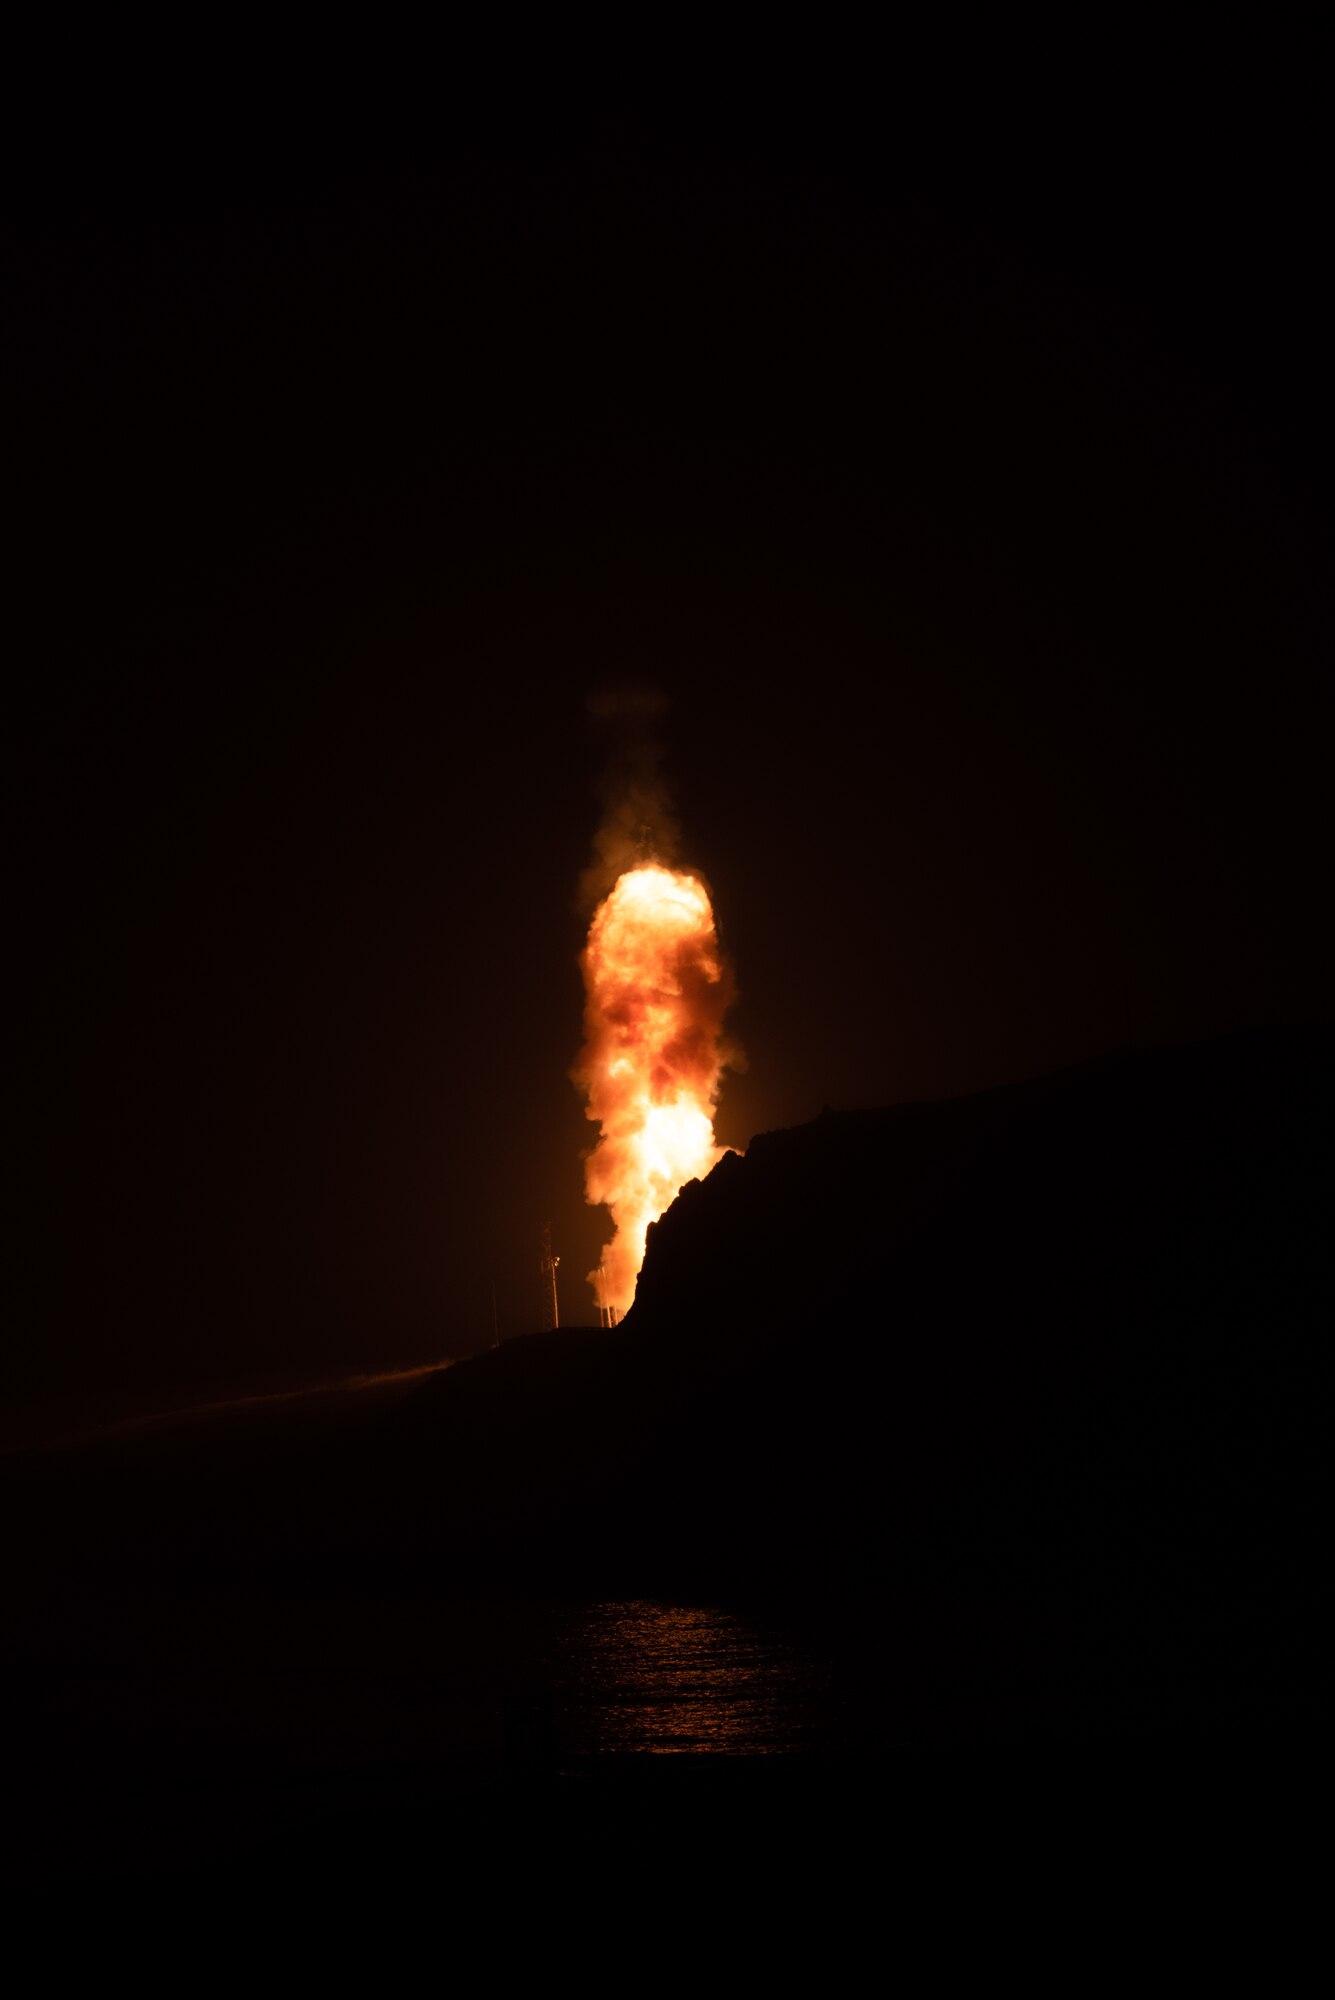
left=543, top=1216, right=627, bottom=1328
left=540, top=1227, right=623, bottom=1331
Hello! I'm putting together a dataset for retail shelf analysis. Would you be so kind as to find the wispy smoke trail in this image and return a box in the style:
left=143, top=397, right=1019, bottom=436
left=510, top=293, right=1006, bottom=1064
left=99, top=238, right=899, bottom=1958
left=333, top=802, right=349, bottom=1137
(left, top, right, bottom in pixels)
left=578, top=684, right=682, bottom=909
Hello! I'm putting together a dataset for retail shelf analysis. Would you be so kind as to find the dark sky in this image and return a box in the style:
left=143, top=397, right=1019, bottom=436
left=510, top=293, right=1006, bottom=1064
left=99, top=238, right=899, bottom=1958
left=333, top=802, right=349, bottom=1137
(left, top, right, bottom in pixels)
left=8, top=89, right=1332, bottom=1413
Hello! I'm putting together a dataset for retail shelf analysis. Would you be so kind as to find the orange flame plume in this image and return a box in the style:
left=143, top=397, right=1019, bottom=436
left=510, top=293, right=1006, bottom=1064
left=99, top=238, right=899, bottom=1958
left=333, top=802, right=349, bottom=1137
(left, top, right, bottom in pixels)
left=575, top=863, right=738, bottom=1317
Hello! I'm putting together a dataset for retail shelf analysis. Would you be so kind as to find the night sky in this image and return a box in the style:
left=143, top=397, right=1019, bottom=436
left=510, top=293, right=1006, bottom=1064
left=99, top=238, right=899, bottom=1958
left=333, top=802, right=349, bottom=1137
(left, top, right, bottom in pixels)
left=9, top=89, right=1332, bottom=1421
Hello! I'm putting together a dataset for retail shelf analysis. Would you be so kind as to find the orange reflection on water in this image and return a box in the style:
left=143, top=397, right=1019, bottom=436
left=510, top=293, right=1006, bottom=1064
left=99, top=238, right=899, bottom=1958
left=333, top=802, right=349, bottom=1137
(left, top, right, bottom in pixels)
left=557, top=1600, right=826, bottom=1756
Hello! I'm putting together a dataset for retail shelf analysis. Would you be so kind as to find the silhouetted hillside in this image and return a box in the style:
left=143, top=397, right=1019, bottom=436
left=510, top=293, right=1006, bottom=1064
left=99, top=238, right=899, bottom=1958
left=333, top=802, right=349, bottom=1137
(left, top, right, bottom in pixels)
left=5, top=1025, right=1330, bottom=1861
left=392, top=1026, right=1333, bottom=1733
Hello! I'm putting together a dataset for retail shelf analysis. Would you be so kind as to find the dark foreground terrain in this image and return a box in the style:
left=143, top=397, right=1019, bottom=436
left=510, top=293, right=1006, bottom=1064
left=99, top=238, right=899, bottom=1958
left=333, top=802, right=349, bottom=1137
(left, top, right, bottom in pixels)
left=3, top=1028, right=1330, bottom=1892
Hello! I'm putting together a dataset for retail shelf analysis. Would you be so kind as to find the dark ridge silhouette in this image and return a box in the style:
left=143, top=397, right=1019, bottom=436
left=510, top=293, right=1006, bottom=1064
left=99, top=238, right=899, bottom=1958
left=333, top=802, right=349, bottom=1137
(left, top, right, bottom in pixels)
left=3, top=1026, right=1330, bottom=1887
left=380, top=1025, right=1333, bottom=1723
left=18, top=1026, right=1331, bottom=1648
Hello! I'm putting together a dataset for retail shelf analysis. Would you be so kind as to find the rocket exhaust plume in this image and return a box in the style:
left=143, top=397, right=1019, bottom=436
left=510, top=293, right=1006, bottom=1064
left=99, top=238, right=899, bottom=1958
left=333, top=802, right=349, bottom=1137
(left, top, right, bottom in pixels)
left=575, top=862, right=737, bottom=1316
left=573, top=688, right=740, bottom=1317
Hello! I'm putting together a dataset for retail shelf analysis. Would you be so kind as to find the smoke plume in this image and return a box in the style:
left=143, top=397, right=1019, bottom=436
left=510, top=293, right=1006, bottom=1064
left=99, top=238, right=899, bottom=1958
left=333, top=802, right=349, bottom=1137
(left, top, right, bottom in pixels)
left=579, top=684, right=682, bottom=909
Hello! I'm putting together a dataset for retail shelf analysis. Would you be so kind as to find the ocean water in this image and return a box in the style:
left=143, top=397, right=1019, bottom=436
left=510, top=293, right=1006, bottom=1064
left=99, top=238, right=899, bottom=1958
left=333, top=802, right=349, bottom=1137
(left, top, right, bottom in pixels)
left=550, top=1600, right=835, bottom=1758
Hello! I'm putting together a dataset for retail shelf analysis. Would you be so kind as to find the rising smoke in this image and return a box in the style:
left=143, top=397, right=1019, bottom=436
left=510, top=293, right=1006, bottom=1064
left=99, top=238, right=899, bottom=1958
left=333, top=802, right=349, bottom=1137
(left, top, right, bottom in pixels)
left=579, top=684, right=682, bottom=910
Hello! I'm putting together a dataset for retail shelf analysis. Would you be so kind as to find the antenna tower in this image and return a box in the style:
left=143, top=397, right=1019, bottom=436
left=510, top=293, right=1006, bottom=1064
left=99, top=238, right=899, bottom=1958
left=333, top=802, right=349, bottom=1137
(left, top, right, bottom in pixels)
left=539, top=1222, right=560, bottom=1332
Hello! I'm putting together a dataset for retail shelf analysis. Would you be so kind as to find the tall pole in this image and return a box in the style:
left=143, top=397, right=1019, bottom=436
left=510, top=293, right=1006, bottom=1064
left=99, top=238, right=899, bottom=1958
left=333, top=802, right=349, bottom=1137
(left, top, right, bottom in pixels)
left=539, top=1222, right=560, bottom=1332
